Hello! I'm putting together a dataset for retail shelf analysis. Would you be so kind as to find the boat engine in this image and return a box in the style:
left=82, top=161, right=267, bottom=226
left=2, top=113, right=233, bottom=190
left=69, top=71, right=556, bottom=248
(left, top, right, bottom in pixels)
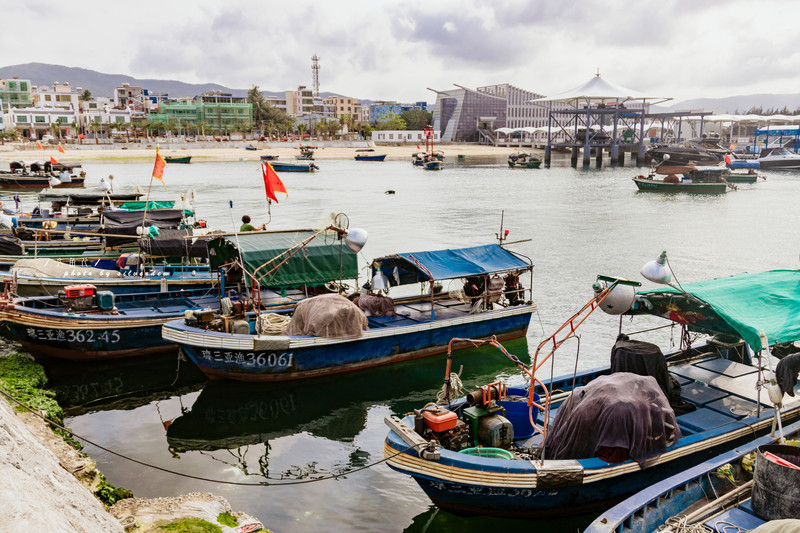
left=418, top=407, right=470, bottom=451
left=462, top=382, right=515, bottom=448
left=58, top=284, right=96, bottom=312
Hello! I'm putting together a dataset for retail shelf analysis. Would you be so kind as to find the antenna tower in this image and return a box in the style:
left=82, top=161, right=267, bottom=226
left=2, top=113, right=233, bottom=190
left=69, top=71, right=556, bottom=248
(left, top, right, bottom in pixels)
left=311, top=55, right=320, bottom=98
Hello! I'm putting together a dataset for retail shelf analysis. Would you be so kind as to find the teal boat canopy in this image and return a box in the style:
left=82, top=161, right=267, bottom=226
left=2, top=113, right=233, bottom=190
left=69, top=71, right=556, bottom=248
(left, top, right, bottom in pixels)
left=372, top=244, right=531, bottom=285
left=209, top=230, right=358, bottom=289
left=634, top=270, right=800, bottom=352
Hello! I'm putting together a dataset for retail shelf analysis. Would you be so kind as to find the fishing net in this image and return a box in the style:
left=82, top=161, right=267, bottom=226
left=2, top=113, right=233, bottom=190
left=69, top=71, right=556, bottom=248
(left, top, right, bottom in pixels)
left=284, top=293, right=368, bottom=339
left=11, top=258, right=123, bottom=279
left=544, top=373, right=681, bottom=467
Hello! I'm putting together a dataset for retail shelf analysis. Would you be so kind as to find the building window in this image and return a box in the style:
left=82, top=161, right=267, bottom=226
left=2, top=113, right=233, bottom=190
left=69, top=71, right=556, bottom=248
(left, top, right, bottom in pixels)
left=116, top=116, right=125, bottom=123
left=16, top=115, right=28, bottom=123
left=35, top=116, right=46, bottom=123
left=389, top=134, right=393, bottom=139
left=58, top=117, right=68, bottom=124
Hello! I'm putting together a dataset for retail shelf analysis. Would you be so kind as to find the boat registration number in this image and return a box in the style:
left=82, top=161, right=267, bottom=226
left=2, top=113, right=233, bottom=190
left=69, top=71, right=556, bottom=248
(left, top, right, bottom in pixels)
left=200, top=349, right=294, bottom=369
left=26, top=328, right=121, bottom=344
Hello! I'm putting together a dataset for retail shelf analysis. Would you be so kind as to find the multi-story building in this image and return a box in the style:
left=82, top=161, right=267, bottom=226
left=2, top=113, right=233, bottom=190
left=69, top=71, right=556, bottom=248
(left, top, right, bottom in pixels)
left=0, top=78, right=33, bottom=111
left=9, top=106, right=79, bottom=140
left=113, top=84, right=147, bottom=112
left=369, top=101, right=427, bottom=123
left=285, top=86, right=315, bottom=115
left=324, top=96, right=362, bottom=124
left=0, top=98, right=5, bottom=131
left=151, top=98, right=252, bottom=134
left=430, top=83, right=545, bottom=143
left=32, top=82, right=82, bottom=110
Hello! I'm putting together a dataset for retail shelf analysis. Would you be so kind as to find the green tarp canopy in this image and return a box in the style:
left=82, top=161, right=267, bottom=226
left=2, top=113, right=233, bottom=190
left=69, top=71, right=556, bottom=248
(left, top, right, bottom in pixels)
left=209, top=230, right=358, bottom=289
left=119, top=201, right=176, bottom=211
left=634, top=270, right=800, bottom=352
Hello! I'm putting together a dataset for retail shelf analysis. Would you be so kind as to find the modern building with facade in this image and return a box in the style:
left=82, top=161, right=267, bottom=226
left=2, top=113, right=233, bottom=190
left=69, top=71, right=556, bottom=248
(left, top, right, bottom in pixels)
left=9, top=106, right=79, bottom=140
left=369, top=101, right=428, bottom=123
left=285, top=86, right=314, bottom=115
left=429, top=83, right=545, bottom=143
left=324, top=96, right=363, bottom=124
left=0, top=78, right=33, bottom=111
left=150, top=97, right=252, bottom=134
left=32, top=82, right=82, bottom=111
left=372, top=129, right=440, bottom=144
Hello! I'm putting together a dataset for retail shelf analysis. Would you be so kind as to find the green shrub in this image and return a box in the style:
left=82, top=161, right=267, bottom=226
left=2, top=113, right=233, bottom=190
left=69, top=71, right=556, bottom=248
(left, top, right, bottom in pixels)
left=217, top=512, right=238, bottom=527
left=156, top=517, right=222, bottom=532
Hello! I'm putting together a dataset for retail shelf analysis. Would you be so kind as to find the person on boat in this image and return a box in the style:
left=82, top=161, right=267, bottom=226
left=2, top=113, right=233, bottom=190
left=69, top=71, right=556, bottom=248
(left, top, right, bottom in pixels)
left=240, top=215, right=264, bottom=232
left=58, top=169, right=72, bottom=183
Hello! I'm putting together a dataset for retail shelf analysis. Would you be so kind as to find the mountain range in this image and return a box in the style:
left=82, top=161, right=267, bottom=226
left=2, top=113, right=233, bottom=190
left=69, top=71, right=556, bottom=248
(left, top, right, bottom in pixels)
left=2, top=63, right=799, bottom=114
left=0, top=63, right=350, bottom=102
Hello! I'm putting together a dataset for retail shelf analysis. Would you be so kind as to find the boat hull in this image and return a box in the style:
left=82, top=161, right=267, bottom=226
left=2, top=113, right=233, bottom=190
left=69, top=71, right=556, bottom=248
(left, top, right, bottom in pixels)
left=424, top=161, right=443, bottom=170
left=758, top=158, right=800, bottom=170
left=355, top=155, right=387, bottom=161
left=164, top=305, right=533, bottom=381
left=164, top=156, right=191, bottom=164
left=509, top=161, right=541, bottom=169
left=633, top=177, right=727, bottom=193
left=725, top=173, right=758, bottom=184
left=0, top=176, right=85, bottom=189
left=270, top=163, right=316, bottom=172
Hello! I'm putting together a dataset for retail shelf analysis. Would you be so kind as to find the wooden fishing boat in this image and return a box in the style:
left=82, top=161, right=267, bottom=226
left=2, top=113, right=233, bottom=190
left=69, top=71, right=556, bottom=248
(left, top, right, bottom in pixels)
left=355, top=149, right=387, bottom=161
left=260, top=155, right=279, bottom=161
left=270, top=162, right=318, bottom=172
left=164, top=156, right=191, bottom=164
left=726, top=170, right=761, bottom=184
left=384, top=266, right=800, bottom=518
left=0, top=174, right=85, bottom=189
left=508, top=151, right=542, bottom=169
left=633, top=163, right=731, bottom=193
left=163, top=232, right=534, bottom=381
left=586, top=419, right=800, bottom=533
left=424, top=159, right=443, bottom=170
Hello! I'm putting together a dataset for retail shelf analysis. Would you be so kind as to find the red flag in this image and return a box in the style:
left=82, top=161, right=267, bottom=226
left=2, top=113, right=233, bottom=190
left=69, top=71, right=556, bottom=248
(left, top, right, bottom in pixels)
left=262, top=162, right=288, bottom=203
left=36, top=141, right=43, bottom=150
left=416, top=144, right=420, bottom=150
left=724, top=154, right=731, bottom=165
left=152, top=147, right=167, bottom=189
left=58, top=143, right=65, bottom=154
left=50, top=156, right=58, bottom=165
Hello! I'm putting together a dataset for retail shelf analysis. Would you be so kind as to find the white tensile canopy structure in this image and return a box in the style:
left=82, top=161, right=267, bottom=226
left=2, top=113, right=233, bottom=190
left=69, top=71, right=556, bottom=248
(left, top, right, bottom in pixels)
left=530, top=73, right=672, bottom=107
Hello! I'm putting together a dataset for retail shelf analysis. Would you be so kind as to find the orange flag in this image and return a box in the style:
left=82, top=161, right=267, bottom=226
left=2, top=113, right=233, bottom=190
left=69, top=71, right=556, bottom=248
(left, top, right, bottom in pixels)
left=50, top=156, right=58, bottom=165
left=152, top=147, right=167, bottom=189
left=58, top=143, right=65, bottom=154
left=36, top=141, right=43, bottom=150
left=262, top=162, right=288, bottom=203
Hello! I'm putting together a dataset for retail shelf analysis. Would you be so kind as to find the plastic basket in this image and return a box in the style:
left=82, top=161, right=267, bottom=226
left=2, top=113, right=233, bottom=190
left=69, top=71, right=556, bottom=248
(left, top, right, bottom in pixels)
left=459, top=447, right=514, bottom=460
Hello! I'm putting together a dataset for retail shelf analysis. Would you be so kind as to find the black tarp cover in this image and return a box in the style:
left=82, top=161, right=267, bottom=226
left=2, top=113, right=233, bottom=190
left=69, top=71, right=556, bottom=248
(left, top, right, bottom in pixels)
left=610, top=335, right=672, bottom=399
left=0, top=234, right=24, bottom=255
left=544, top=373, right=681, bottom=467
left=102, top=209, right=184, bottom=247
left=137, top=229, right=209, bottom=259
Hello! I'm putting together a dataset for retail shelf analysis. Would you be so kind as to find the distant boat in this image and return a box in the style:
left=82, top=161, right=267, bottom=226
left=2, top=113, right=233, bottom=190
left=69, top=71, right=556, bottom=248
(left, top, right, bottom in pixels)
left=244, top=145, right=257, bottom=151
left=164, top=156, right=191, bottom=164
left=355, top=148, right=387, bottom=161
left=758, top=147, right=800, bottom=170
left=0, top=174, right=85, bottom=189
left=508, top=151, right=541, bottom=169
left=260, top=155, right=279, bottom=161
left=270, top=162, right=319, bottom=172
left=633, top=163, right=731, bottom=193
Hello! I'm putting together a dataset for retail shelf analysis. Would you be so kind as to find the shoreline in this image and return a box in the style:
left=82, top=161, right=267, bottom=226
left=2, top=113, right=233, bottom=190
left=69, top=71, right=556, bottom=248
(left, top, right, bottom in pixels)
left=0, top=141, right=529, bottom=164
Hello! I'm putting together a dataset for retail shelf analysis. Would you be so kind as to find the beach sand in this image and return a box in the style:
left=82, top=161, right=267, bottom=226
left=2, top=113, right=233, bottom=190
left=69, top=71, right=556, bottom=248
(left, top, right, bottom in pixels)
left=0, top=141, right=529, bottom=163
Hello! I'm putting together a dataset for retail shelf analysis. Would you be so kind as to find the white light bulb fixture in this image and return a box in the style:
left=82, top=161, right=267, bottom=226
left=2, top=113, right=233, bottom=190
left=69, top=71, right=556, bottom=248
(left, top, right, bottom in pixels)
left=344, top=228, right=367, bottom=253
left=640, top=251, right=672, bottom=285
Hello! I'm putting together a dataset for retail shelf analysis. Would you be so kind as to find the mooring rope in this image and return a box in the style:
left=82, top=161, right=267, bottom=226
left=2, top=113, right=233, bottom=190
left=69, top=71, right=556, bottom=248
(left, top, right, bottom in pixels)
left=0, top=385, right=424, bottom=486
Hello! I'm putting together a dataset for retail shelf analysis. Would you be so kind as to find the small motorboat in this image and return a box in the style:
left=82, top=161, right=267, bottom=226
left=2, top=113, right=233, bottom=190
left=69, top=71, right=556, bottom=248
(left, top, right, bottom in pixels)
left=260, top=155, right=279, bottom=161
left=164, top=156, right=191, bottom=164
left=758, top=147, right=800, bottom=170
left=354, top=149, right=387, bottom=161
left=508, top=151, right=541, bottom=169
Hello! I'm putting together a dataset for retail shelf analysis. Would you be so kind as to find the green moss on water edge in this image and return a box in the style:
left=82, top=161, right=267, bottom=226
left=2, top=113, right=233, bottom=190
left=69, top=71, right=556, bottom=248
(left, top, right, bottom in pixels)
left=95, top=472, right=134, bottom=507
left=156, top=517, right=222, bottom=532
left=217, top=511, right=238, bottom=527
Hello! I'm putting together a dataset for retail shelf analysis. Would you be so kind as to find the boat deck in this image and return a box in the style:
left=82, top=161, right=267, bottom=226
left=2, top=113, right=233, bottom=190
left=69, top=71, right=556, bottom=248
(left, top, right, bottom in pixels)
left=366, top=299, right=473, bottom=328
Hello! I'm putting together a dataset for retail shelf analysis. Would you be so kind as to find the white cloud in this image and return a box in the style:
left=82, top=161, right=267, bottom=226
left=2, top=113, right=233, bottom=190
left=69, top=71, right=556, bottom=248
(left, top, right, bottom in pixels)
left=1, top=0, right=799, bottom=104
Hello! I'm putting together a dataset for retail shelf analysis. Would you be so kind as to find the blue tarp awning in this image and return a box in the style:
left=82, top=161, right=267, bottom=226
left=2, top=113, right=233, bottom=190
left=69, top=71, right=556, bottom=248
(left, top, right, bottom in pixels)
left=372, top=244, right=531, bottom=285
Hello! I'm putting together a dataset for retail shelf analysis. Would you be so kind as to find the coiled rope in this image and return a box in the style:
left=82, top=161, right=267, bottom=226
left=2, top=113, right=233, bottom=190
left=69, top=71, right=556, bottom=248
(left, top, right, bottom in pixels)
left=256, top=313, right=291, bottom=335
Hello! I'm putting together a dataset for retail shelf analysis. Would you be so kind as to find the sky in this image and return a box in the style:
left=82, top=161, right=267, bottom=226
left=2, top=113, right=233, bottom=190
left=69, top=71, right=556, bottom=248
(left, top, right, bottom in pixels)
left=2, top=0, right=799, bottom=105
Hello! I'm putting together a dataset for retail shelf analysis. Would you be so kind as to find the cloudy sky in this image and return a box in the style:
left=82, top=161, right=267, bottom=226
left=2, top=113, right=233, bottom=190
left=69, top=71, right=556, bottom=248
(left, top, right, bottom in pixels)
left=2, top=0, right=798, bottom=104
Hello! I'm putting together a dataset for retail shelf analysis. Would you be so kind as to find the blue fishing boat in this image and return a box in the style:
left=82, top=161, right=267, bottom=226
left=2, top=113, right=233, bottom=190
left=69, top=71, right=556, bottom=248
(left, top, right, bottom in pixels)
left=260, top=155, right=279, bottom=161
left=586, top=419, right=800, bottom=533
left=355, top=149, right=387, bottom=161
left=163, top=231, right=535, bottom=381
left=384, top=263, right=800, bottom=518
left=269, top=162, right=318, bottom=172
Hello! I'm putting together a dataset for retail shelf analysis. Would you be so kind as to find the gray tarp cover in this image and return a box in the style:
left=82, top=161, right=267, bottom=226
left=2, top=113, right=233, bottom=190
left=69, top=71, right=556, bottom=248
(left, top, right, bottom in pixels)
left=283, top=293, right=368, bottom=339
left=544, top=373, right=681, bottom=467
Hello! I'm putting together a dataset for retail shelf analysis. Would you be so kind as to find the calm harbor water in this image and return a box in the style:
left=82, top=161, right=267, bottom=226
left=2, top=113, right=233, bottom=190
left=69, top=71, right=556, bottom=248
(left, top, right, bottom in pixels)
left=11, top=155, right=800, bottom=532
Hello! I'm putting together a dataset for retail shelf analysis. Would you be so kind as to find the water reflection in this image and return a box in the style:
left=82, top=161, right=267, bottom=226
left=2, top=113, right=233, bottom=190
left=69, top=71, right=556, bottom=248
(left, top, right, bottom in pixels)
left=165, top=338, right=530, bottom=481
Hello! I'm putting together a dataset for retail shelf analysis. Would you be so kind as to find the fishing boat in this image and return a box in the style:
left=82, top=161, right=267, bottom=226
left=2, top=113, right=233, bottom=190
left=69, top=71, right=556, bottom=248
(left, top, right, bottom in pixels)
left=164, top=156, right=192, bottom=164
left=586, top=419, right=800, bottom=533
left=726, top=169, right=761, bottom=184
left=269, top=162, right=318, bottom=172
left=260, top=155, right=279, bottom=161
left=162, top=229, right=535, bottom=381
left=244, top=145, right=257, bottom=151
left=0, top=170, right=85, bottom=189
left=297, top=146, right=315, bottom=160
left=384, top=259, right=800, bottom=518
left=355, top=148, right=387, bottom=161
left=508, top=151, right=542, bottom=169
left=633, top=163, right=731, bottom=193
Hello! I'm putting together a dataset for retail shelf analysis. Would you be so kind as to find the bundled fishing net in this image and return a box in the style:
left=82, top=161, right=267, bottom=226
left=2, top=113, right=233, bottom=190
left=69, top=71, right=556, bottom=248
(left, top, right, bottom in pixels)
left=283, top=293, right=368, bottom=339
left=544, top=373, right=681, bottom=467
left=12, top=258, right=123, bottom=279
